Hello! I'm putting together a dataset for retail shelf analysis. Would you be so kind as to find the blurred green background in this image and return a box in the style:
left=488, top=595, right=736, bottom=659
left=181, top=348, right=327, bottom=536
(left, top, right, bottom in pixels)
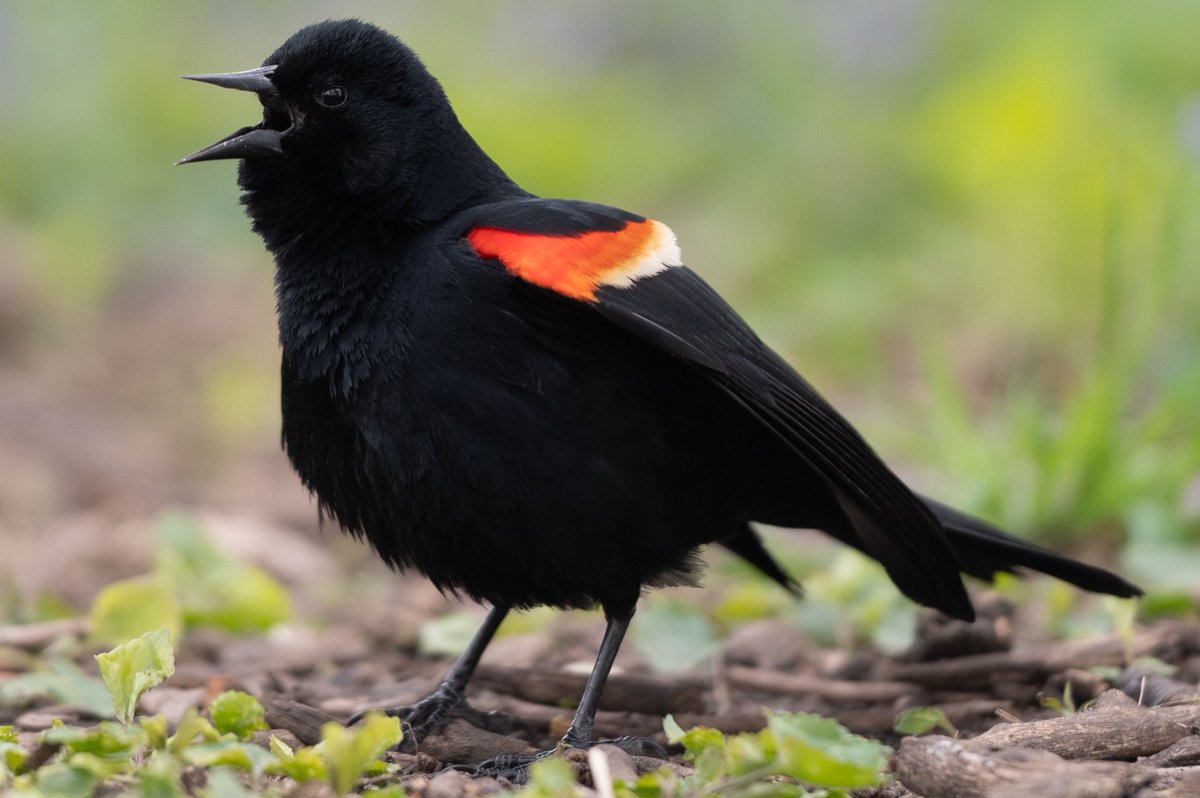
left=2, top=0, right=1199, bottom=597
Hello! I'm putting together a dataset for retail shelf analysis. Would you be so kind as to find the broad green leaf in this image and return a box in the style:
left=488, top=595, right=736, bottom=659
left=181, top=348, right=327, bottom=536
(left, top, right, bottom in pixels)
left=417, top=611, right=481, bottom=658
left=894, top=707, right=957, bottom=736
left=520, top=756, right=582, bottom=798
left=94, top=630, right=175, bottom=724
left=155, top=512, right=293, bottom=633
left=209, top=690, right=267, bottom=739
left=88, top=576, right=183, bottom=646
left=320, top=713, right=402, bottom=795
left=43, top=721, right=147, bottom=759
left=54, top=750, right=127, bottom=779
left=768, top=711, right=890, bottom=789
left=202, top=767, right=253, bottom=798
left=32, top=761, right=99, bottom=797
left=185, top=740, right=275, bottom=777
left=631, top=599, right=718, bottom=671
left=183, top=566, right=293, bottom=633
left=0, top=659, right=114, bottom=719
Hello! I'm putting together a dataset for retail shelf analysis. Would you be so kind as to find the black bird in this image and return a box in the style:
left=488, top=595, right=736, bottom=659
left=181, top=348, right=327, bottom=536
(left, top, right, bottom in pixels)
left=180, top=19, right=1140, bottom=769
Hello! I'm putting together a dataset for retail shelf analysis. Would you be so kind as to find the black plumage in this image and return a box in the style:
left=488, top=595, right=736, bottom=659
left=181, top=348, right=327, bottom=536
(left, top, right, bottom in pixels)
left=179, top=19, right=1141, bottom=769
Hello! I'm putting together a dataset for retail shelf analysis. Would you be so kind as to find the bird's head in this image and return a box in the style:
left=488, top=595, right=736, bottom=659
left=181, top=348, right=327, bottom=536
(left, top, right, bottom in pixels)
left=178, top=19, right=480, bottom=200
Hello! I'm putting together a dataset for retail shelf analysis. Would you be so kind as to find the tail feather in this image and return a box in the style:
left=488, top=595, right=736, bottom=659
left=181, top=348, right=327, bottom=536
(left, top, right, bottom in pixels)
left=922, top=496, right=1142, bottom=598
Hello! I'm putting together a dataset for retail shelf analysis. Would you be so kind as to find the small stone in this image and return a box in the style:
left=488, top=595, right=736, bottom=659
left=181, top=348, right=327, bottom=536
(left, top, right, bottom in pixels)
left=425, top=769, right=472, bottom=798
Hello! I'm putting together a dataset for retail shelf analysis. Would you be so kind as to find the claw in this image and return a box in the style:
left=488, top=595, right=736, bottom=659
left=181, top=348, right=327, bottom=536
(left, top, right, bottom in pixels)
left=606, top=735, right=668, bottom=759
left=471, top=735, right=665, bottom=782
left=347, top=689, right=537, bottom=754
left=346, top=685, right=466, bottom=749
left=471, top=749, right=553, bottom=782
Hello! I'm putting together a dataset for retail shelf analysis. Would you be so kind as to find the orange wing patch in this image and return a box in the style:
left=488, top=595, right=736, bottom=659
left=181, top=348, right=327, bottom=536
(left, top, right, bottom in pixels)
left=467, top=219, right=680, bottom=301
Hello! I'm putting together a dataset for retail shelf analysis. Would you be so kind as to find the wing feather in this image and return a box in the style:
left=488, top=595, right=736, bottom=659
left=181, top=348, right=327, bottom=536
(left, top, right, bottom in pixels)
left=595, top=267, right=974, bottom=619
left=459, top=198, right=975, bottom=619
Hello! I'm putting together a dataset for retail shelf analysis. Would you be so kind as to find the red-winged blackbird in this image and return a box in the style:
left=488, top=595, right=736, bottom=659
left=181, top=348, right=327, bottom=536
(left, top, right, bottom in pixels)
left=180, top=19, right=1140, bottom=771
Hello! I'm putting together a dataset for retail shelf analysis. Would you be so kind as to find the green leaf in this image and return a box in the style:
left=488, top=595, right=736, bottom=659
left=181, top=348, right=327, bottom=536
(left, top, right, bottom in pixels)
left=0, top=739, right=28, bottom=780
left=268, top=735, right=294, bottom=759
left=140, top=714, right=169, bottom=749
left=520, top=756, right=582, bottom=798
left=168, top=708, right=220, bottom=754
left=88, top=576, right=183, bottom=647
left=320, top=713, right=402, bottom=795
left=183, top=566, right=294, bottom=633
left=614, top=770, right=673, bottom=798
left=725, top=728, right=775, bottom=776
left=768, top=711, right=891, bottom=789
left=43, top=721, right=147, bottom=759
left=416, top=611, right=481, bottom=658
left=185, top=740, right=275, bottom=776
left=201, top=767, right=253, bottom=798
left=631, top=599, right=718, bottom=671
left=31, top=761, right=99, bottom=797
left=266, top=738, right=327, bottom=783
left=662, top=715, right=685, bottom=743
left=53, top=750, right=127, bottom=780
left=155, top=512, right=292, bottom=633
left=663, top=716, right=725, bottom=761
left=94, top=629, right=176, bottom=724
left=0, top=659, right=115, bottom=719
left=361, top=788, right=407, bottom=798
left=138, top=751, right=185, bottom=798
left=894, top=706, right=957, bottom=736
left=713, top=582, right=790, bottom=625
left=209, top=690, right=267, bottom=740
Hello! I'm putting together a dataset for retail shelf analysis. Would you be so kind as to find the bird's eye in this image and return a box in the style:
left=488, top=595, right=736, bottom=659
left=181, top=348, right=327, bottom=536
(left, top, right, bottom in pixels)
left=316, top=86, right=348, bottom=108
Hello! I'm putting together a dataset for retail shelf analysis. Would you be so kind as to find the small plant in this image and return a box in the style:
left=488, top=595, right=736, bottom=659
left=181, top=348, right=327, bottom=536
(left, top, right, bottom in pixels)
left=894, top=706, right=958, bottom=736
left=88, top=512, right=294, bottom=648
left=0, top=631, right=404, bottom=797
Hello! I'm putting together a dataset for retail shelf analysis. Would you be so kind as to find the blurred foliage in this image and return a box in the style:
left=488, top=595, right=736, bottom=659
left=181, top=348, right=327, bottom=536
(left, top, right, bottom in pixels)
left=0, top=629, right=404, bottom=796
left=2, top=1, right=1199, bottom=565
left=84, top=512, right=292, bottom=645
left=661, top=711, right=891, bottom=797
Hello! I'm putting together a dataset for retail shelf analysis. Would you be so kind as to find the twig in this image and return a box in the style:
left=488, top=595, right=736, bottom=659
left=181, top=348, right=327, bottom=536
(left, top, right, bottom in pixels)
left=724, top=665, right=915, bottom=702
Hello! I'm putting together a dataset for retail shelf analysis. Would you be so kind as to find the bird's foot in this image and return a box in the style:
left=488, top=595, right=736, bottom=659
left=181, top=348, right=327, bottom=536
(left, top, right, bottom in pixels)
left=348, top=687, right=534, bottom=752
left=470, top=736, right=667, bottom=782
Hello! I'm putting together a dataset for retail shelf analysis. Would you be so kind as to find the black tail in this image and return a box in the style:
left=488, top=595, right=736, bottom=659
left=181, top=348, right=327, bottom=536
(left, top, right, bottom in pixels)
left=922, top=496, right=1142, bottom=598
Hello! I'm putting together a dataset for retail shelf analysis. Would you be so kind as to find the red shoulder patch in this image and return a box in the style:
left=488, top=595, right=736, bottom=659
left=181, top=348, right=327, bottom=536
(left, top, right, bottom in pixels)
left=467, top=219, right=680, bottom=301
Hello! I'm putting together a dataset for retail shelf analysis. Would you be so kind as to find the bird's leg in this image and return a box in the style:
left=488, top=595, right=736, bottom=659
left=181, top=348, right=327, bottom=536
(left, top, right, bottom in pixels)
left=349, top=604, right=524, bottom=748
left=474, top=608, right=666, bottom=780
left=559, top=608, right=630, bottom=749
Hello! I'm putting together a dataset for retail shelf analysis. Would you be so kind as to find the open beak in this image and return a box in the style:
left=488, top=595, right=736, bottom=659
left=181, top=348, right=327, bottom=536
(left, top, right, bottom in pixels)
left=176, top=65, right=288, bottom=164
